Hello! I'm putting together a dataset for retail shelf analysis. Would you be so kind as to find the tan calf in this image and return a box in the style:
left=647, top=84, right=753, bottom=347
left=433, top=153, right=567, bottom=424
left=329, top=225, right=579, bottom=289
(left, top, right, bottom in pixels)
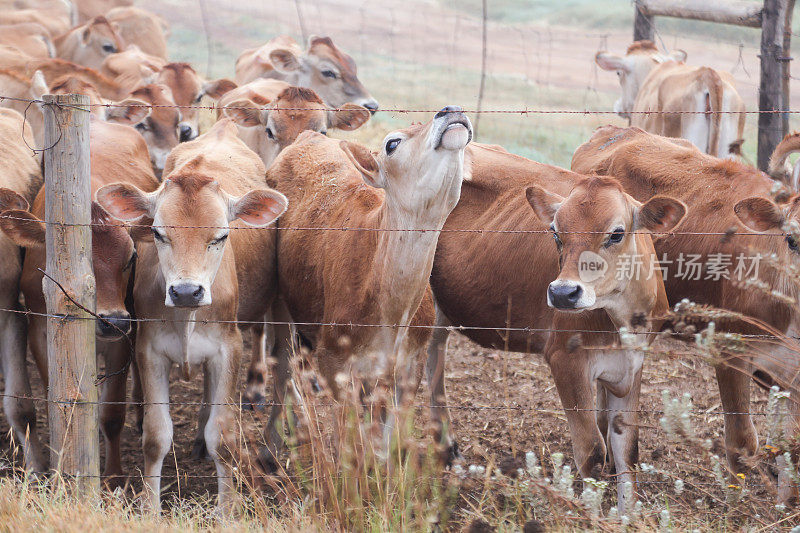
left=0, top=22, right=54, bottom=58
left=428, top=145, right=683, bottom=510
left=74, top=0, right=132, bottom=22
left=596, top=40, right=745, bottom=158
left=0, top=118, right=158, bottom=486
left=97, top=119, right=287, bottom=513
left=0, top=1, right=73, bottom=37
left=572, top=125, right=800, bottom=503
left=263, top=107, right=470, bottom=464
left=157, top=62, right=236, bottom=142
left=222, top=82, right=370, bottom=168
left=54, top=15, right=124, bottom=70
left=0, top=108, right=45, bottom=473
left=105, top=6, right=169, bottom=60
left=235, top=35, right=378, bottom=112
left=100, top=45, right=166, bottom=89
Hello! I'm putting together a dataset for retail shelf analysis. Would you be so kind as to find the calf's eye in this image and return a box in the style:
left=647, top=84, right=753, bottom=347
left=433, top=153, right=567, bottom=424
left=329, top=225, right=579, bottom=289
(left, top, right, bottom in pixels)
left=606, top=228, right=625, bottom=247
left=787, top=234, right=799, bottom=253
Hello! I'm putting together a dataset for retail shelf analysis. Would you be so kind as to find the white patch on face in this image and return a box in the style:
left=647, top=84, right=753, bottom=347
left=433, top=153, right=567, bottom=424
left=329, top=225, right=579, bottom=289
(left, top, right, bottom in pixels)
left=440, top=123, right=470, bottom=150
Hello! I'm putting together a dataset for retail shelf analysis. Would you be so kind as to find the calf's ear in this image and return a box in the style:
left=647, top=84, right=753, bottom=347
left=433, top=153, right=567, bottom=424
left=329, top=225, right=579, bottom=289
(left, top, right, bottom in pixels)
left=635, top=196, right=687, bottom=233
left=734, top=196, right=784, bottom=232
left=0, top=188, right=29, bottom=212
left=229, top=188, right=288, bottom=227
left=96, top=183, right=154, bottom=221
left=525, top=185, right=563, bottom=226
left=268, top=48, right=302, bottom=72
left=105, top=99, right=151, bottom=126
left=222, top=99, right=264, bottom=128
left=0, top=210, right=45, bottom=247
left=595, top=52, right=628, bottom=72
left=202, top=78, right=237, bottom=100
left=328, top=104, right=370, bottom=131
left=340, top=140, right=383, bottom=189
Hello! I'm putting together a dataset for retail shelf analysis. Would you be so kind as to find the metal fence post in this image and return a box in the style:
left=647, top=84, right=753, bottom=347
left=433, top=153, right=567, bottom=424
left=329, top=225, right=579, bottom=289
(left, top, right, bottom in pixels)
left=42, top=93, right=98, bottom=493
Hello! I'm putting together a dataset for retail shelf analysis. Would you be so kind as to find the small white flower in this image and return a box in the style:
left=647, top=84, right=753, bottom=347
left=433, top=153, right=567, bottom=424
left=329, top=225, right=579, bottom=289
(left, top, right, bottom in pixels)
left=674, top=479, right=684, bottom=494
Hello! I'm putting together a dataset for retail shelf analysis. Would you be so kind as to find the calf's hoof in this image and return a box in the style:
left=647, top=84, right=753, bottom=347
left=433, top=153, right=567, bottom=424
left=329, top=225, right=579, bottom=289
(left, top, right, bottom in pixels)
left=257, top=446, right=280, bottom=474
left=191, top=438, right=210, bottom=461
left=241, top=392, right=267, bottom=411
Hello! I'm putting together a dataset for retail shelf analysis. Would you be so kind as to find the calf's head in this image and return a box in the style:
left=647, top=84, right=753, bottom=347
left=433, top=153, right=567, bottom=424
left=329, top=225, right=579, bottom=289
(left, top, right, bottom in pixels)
left=340, top=105, right=472, bottom=215
left=527, top=177, right=685, bottom=317
left=0, top=191, right=136, bottom=339
left=266, top=35, right=378, bottom=112
left=734, top=195, right=800, bottom=269
left=224, top=85, right=369, bottom=166
left=157, top=62, right=237, bottom=142
left=72, top=16, right=125, bottom=70
left=96, top=175, right=287, bottom=308
left=126, top=84, right=182, bottom=176
left=595, top=40, right=686, bottom=118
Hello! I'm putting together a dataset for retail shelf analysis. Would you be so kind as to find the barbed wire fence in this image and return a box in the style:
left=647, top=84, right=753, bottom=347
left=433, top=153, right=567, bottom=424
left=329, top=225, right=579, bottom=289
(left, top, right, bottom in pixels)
left=1, top=0, right=800, bottom=525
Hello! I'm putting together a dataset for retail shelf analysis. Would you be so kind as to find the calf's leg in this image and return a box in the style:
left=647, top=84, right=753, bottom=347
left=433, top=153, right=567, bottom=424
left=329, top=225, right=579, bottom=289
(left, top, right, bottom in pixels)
left=715, top=361, right=758, bottom=473
left=425, top=308, right=459, bottom=462
left=0, top=309, right=47, bottom=471
left=140, top=341, right=173, bottom=514
left=548, top=348, right=607, bottom=480
left=204, top=334, right=242, bottom=514
left=99, top=338, right=131, bottom=487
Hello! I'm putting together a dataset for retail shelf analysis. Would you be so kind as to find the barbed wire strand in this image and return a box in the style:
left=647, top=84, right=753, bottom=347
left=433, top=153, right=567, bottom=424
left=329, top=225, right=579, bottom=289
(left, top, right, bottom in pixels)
left=0, top=94, right=797, bottom=115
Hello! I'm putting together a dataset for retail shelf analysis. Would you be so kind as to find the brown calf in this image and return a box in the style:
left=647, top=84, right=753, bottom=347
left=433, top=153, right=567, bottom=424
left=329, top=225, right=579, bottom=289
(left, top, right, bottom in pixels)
left=0, top=108, right=46, bottom=473
left=428, top=144, right=683, bottom=510
left=220, top=80, right=369, bottom=406
left=596, top=40, right=745, bottom=159
left=235, top=35, right=378, bottom=112
left=263, top=107, right=471, bottom=463
left=769, top=131, right=800, bottom=190
left=572, top=125, right=800, bottom=502
left=97, top=119, right=287, bottom=513
left=0, top=118, right=159, bottom=486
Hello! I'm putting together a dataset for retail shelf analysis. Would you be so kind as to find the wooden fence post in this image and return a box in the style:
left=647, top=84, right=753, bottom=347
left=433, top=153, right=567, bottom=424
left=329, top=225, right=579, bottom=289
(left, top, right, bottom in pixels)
left=42, top=93, right=99, bottom=493
left=757, top=0, right=795, bottom=172
left=634, top=1, right=655, bottom=41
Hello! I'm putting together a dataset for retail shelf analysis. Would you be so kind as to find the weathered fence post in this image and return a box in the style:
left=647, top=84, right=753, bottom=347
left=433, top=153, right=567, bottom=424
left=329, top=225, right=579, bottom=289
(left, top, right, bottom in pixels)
left=42, top=93, right=99, bottom=493
left=634, top=1, right=655, bottom=41
left=757, top=0, right=795, bottom=171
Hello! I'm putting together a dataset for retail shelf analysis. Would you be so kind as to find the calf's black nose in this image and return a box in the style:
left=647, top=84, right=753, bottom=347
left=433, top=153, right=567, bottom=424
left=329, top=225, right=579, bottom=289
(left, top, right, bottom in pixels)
left=179, top=124, right=194, bottom=143
left=169, top=283, right=205, bottom=307
left=548, top=283, right=583, bottom=309
left=435, top=105, right=463, bottom=119
left=97, top=312, right=131, bottom=338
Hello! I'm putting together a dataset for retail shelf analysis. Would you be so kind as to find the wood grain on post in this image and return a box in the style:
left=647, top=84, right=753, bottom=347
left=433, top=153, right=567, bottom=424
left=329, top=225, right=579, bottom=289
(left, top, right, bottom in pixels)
left=633, top=2, right=655, bottom=42
left=757, top=0, right=795, bottom=172
left=637, top=0, right=763, bottom=28
left=42, top=93, right=98, bottom=493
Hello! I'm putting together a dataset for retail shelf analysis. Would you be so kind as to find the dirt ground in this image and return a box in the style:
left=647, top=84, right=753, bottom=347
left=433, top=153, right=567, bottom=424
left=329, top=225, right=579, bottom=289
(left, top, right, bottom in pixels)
left=0, top=329, right=776, bottom=520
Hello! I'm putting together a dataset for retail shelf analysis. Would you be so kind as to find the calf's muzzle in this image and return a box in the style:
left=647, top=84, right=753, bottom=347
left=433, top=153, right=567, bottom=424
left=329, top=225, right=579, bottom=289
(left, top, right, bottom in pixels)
left=548, top=280, right=584, bottom=310
left=168, top=282, right=206, bottom=307
left=96, top=311, right=132, bottom=339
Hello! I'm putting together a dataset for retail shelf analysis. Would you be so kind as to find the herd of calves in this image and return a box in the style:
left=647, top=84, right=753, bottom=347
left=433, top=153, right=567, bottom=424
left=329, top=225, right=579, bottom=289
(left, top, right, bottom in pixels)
left=0, top=0, right=800, bottom=515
